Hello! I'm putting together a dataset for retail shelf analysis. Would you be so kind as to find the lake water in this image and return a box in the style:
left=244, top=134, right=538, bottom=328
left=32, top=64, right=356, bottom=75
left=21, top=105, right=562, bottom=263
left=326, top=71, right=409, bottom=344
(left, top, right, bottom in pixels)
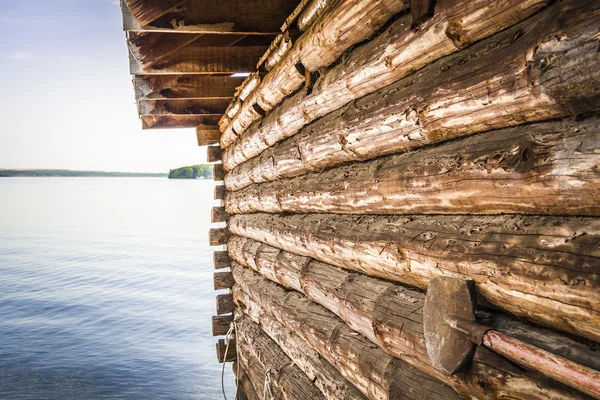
left=0, top=178, right=235, bottom=399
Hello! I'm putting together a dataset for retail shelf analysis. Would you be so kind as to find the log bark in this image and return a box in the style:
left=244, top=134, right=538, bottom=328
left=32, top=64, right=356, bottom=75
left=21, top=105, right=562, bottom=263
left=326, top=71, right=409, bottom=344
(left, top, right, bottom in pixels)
left=219, top=0, right=406, bottom=147
left=232, top=289, right=367, bottom=400
left=214, top=272, right=234, bottom=290
left=216, top=338, right=237, bottom=363
left=207, top=145, right=223, bottom=163
left=228, top=213, right=600, bottom=343
left=225, top=0, right=600, bottom=190
left=231, top=267, right=461, bottom=400
left=232, top=362, right=259, bottom=400
left=214, top=250, right=231, bottom=269
left=216, top=293, right=235, bottom=315
left=229, top=237, right=599, bottom=399
left=211, top=206, right=229, bottom=223
left=225, top=117, right=600, bottom=216
left=236, top=315, right=326, bottom=400
left=213, top=314, right=234, bottom=336
left=209, top=227, right=231, bottom=246
left=214, top=185, right=226, bottom=200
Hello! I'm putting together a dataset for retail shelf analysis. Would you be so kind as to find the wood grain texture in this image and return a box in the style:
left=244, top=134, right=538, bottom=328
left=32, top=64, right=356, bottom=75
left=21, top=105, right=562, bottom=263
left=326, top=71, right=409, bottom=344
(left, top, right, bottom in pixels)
left=211, top=207, right=228, bottom=223
left=237, top=340, right=285, bottom=400
left=225, top=116, right=600, bottom=216
left=133, top=75, right=243, bottom=100
left=214, top=272, right=234, bottom=290
left=209, top=228, right=231, bottom=246
left=213, top=164, right=225, bottom=181
left=221, top=0, right=550, bottom=171
left=214, top=251, right=231, bottom=269
left=228, top=213, right=600, bottom=342
left=232, top=362, right=258, bottom=400
left=195, top=125, right=220, bottom=146
left=216, top=293, right=235, bottom=315
left=225, top=1, right=600, bottom=190
left=216, top=338, right=237, bottom=363
left=212, top=314, right=234, bottom=336
left=232, top=289, right=367, bottom=400
left=232, top=267, right=461, bottom=400
left=229, top=236, right=599, bottom=399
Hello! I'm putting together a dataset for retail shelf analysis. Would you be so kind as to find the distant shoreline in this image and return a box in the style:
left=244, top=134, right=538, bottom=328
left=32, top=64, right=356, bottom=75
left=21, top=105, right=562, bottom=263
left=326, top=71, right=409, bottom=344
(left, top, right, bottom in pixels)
left=0, top=169, right=168, bottom=178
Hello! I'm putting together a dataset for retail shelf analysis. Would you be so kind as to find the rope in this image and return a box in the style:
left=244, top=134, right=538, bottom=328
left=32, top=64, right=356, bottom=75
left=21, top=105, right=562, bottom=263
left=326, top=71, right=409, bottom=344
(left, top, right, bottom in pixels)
left=263, top=369, right=274, bottom=400
left=221, top=315, right=240, bottom=400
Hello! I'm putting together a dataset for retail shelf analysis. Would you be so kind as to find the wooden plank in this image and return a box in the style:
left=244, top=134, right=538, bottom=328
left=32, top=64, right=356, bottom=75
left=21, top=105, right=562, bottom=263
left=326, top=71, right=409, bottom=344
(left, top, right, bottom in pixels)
left=133, top=75, right=243, bottom=100
left=141, top=115, right=219, bottom=129
left=211, top=206, right=228, bottom=223
left=196, top=125, right=220, bottom=146
left=213, top=164, right=225, bottom=181
left=214, top=272, right=234, bottom=290
left=230, top=237, right=600, bottom=399
left=219, top=0, right=406, bottom=147
left=224, top=2, right=600, bottom=186
left=212, top=314, right=234, bottom=336
left=214, top=184, right=226, bottom=200
left=232, top=268, right=462, bottom=400
left=229, top=213, right=600, bottom=343
left=221, top=0, right=549, bottom=171
left=225, top=117, right=600, bottom=216
left=138, top=99, right=231, bottom=116
left=216, top=338, right=237, bottom=363
left=216, top=293, right=235, bottom=315
left=206, top=146, right=223, bottom=163
left=213, top=250, right=231, bottom=269
left=209, top=228, right=231, bottom=246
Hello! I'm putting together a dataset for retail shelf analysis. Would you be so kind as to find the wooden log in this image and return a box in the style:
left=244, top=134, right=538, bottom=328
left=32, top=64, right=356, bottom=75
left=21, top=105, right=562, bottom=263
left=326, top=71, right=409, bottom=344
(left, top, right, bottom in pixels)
left=195, top=125, right=221, bottom=146
left=237, top=338, right=285, bottom=400
left=214, top=272, right=234, bottom=290
left=216, top=338, right=237, bottom=363
left=216, top=293, right=235, bottom=315
left=297, top=0, right=329, bottom=32
left=213, top=164, right=225, bottom=181
left=225, top=0, right=600, bottom=190
left=225, top=117, right=600, bottom=216
left=232, top=362, right=258, bottom=400
left=212, top=314, right=234, bottom=336
left=221, top=0, right=551, bottom=171
left=236, top=315, right=326, bottom=400
left=228, top=213, right=600, bottom=343
left=211, top=206, right=228, bottom=223
left=232, top=289, right=367, bottom=400
left=231, top=266, right=462, bottom=400
left=219, top=0, right=406, bottom=147
left=206, top=146, right=223, bottom=163
left=214, top=184, right=226, bottom=200
left=209, top=228, right=231, bottom=246
left=214, top=251, right=231, bottom=269
left=229, top=236, right=600, bottom=399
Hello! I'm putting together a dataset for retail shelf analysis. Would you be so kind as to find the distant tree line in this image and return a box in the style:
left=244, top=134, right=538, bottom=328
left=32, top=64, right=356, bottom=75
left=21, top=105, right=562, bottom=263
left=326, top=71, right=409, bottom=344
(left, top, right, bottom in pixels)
left=168, top=164, right=214, bottom=179
left=0, top=169, right=167, bottom=178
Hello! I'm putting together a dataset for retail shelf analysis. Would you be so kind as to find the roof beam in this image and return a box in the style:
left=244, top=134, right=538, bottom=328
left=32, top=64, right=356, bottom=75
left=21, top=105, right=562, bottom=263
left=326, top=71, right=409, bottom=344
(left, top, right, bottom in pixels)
left=141, top=114, right=220, bottom=129
left=133, top=75, right=245, bottom=100
left=138, top=99, right=232, bottom=115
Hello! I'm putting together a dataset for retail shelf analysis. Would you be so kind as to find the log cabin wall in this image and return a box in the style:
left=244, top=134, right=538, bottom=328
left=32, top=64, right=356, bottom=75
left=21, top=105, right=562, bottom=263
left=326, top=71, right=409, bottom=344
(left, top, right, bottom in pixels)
left=120, top=0, right=600, bottom=399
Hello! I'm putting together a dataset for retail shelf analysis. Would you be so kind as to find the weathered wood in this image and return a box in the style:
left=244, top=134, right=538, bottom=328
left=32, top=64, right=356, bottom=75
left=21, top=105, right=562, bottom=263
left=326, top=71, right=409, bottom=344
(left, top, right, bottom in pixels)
left=225, top=0, right=600, bottom=187
left=214, top=250, right=231, bottom=269
left=236, top=315, right=326, bottom=400
left=231, top=266, right=462, bottom=400
left=216, top=338, right=237, bottom=363
left=232, top=362, right=258, bottom=400
left=230, top=236, right=600, bottom=399
left=138, top=99, right=231, bottom=115
left=209, top=227, right=232, bottom=246
left=214, top=271, right=234, bottom=290
left=410, top=0, right=436, bottom=27
left=221, top=0, right=550, bottom=171
left=211, top=206, right=228, bottom=223
left=207, top=146, right=223, bottom=163
left=297, top=0, right=329, bottom=32
left=142, top=114, right=219, bottom=129
left=133, top=75, right=244, bottom=100
left=213, top=164, right=225, bottom=181
left=216, top=293, right=235, bottom=315
left=229, top=213, right=600, bottom=343
left=225, top=117, right=600, bottom=216
left=212, top=314, right=234, bottom=336
left=233, top=289, right=367, bottom=400
left=219, top=0, right=406, bottom=147
left=237, top=338, right=285, bottom=400
left=214, top=184, right=226, bottom=200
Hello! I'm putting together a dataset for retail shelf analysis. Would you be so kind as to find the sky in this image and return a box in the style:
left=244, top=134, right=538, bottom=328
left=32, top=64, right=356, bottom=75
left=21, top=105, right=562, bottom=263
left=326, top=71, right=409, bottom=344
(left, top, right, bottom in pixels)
left=0, top=0, right=207, bottom=173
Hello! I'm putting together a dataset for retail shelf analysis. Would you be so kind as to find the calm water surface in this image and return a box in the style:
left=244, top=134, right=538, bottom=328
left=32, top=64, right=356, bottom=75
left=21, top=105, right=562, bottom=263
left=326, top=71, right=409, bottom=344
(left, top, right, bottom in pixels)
left=0, top=178, right=235, bottom=399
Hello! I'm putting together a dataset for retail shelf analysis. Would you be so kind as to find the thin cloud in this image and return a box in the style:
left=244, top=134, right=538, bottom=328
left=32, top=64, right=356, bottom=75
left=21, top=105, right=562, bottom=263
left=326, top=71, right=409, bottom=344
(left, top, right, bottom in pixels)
left=10, top=52, right=37, bottom=59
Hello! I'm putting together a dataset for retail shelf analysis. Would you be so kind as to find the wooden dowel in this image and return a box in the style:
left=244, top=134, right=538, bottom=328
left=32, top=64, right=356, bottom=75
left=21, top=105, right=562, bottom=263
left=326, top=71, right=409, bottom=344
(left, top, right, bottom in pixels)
left=211, top=206, right=228, bottom=223
left=216, top=293, right=235, bottom=315
left=216, top=338, right=237, bottom=363
left=214, top=272, right=234, bottom=290
left=207, top=145, right=223, bottom=163
left=212, top=314, right=234, bottom=336
left=209, top=227, right=231, bottom=246
left=213, top=251, right=231, bottom=269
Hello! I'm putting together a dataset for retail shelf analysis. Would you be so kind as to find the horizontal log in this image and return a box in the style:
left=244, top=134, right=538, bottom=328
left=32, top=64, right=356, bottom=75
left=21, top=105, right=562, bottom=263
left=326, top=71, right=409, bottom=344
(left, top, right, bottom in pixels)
left=214, top=272, right=234, bottom=290
left=229, top=236, right=600, bottom=399
left=232, top=266, right=462, bottom=400
left=211, top=207, right=228, bottom=223
left=236, top=315, right=326, bottom=400
left=232, top=289, right=367, bottom=400
left=212, top=314, right=234, bottom=336
left=237, top=336, right=285, bottom=400
left=221, top=0, right=550, bottom=171
left=213, top=164, right=225, bottom=181
left=206, top=146, right=223, bottom=163
left=214, top=185, right=226, bottom=200
left=232, top=362, right=259, bottom=400
left=213, top=250, right=231, bottom=269
left=225, top=117, right=600, bottom=216
left=228, top=213, right=600, bottom=343
left=297, top=0, right=329, bottom=32
left=141, top=115, right=219, bottom=129
left=219, top=0, right=406, bottom=147
left=216, top=293, right=235, bottom=315
left=133, top=75, right=244, bottom=100
left=225, top=1, right=600, bottom=190
left=216, top=338, right=237, bottom=363
left=209, top=228, right=231, bottom=246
